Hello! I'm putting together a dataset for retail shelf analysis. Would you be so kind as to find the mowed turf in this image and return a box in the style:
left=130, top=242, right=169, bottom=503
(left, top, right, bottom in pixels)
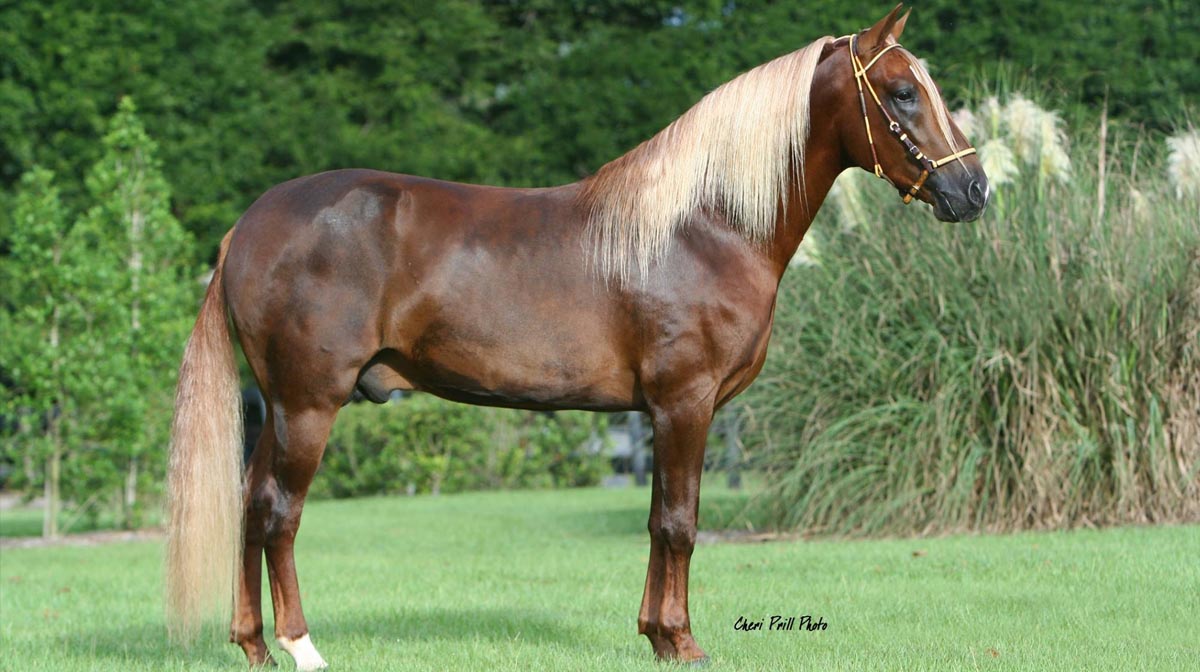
left=1, top=485, right=1197, bottom=671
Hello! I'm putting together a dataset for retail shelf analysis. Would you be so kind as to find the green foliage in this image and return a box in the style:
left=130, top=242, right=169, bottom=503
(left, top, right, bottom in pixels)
left=744, top=98, right=1200, bottom=536
left=69, top=97, right=197, bottom=529
left=0, top=1, right=277, bottom=251
left=309, top=396, right=609, bottom=499
left=2, top=168, right=77, bottom=403
left=1, top=167, right=83, bottom=536
left=2, top=2, right=1195, bottom=257
left=2, top=3, right=1196, bottom=538
left=1, top=100, right=196, bottom=535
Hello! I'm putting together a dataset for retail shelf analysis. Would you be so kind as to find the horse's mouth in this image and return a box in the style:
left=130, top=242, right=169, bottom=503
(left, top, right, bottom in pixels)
left=932, top=190, right=986, bottom=223
left=932, top=191, right=959, bottom=222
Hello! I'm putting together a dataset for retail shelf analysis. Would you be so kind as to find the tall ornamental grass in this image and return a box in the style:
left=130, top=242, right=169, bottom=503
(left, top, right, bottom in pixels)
left=746, top=96, right=1200, bottom=536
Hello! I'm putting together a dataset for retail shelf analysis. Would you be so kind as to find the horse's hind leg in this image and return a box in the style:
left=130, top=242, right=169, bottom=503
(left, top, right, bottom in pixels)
left=232, top=401, right=338, bottom=670
left=261, top=402, right=339, bottom=671
left=233, top=360, right=353, bottom=670
left=230, top=409, right=279, bottom=666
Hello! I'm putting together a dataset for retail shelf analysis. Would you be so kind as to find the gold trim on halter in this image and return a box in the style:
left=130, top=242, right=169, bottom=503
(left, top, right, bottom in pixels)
left=848, top=34, right=976, bottom=204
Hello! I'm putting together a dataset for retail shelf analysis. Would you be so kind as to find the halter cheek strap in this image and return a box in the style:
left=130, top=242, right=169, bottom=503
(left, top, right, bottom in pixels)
left=849, top=34, right=977, bottom=204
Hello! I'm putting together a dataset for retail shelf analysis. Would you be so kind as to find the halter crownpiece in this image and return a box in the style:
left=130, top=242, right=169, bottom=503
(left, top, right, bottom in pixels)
left=848, top=33, right=977, bottom=204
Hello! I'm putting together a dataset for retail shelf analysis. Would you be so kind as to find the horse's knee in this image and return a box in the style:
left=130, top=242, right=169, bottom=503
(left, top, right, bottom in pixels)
left=652, top=514, right=697, bottom=554
left=646, top=509, right=662, bottom=536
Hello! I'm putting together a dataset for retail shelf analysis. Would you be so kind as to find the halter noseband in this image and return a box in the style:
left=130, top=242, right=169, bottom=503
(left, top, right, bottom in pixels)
left=849, top=33, right=977, bottom=204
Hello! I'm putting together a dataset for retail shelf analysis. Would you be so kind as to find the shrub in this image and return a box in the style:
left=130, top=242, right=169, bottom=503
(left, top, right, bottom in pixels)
left=745, top=96, right=1200, bottom=536
left=309, top=395, right=609, bottom=499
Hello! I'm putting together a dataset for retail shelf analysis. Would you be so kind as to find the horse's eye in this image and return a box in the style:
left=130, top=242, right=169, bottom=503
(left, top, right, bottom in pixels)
left=894, top=89, right=916, bottom=104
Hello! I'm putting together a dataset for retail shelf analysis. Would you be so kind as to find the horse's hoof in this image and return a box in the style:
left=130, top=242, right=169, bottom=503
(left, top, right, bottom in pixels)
left=243, top=649, right=277, bottom=668
left=278, top=634, right=329, bottom=671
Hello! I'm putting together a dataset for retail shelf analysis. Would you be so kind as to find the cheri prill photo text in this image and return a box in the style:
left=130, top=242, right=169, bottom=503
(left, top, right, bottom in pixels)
left=733, top=615, right=829, bottom=633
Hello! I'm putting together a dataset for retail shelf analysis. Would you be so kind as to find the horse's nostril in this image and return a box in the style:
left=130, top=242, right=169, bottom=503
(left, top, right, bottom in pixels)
left=968, top=180, right=985, bottom=208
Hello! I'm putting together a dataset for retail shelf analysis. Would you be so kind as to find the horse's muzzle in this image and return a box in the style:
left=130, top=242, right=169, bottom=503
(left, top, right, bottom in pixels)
left=931, top=174, right=990, bottom=222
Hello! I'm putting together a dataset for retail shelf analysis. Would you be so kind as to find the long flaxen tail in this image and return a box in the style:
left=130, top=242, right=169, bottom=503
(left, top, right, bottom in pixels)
left=166, top=230, right=243, bottom=643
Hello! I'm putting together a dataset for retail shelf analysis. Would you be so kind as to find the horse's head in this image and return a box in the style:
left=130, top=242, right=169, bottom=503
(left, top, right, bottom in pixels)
left=833, top=5, right=989, bottom=222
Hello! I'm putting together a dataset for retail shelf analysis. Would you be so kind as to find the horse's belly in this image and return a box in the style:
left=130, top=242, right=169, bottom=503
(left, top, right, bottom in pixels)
left=379, top=313, right=637, bottom=411
left=427, top=340, right=634, bottom=410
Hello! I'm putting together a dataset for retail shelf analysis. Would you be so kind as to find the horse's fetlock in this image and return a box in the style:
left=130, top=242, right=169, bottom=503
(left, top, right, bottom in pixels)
left=230, top=620, right=263, bottom=644
left=659, top=614, right=690, bottom=634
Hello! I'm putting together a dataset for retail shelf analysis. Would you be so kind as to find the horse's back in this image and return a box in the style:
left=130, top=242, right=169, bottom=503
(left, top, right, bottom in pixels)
left=224, top=168, right=581, bottom=314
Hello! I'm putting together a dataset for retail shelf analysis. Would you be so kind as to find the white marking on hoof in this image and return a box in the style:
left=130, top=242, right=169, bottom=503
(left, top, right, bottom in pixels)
left=277, top=633, right=328, bottom=671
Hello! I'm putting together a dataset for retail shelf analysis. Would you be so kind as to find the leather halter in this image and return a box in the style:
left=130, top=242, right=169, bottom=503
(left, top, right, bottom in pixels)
left=849, top=33, right=977, bottom=204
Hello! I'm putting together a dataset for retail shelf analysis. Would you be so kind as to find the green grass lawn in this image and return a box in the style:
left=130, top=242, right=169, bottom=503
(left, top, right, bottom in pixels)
left=1, top=485, right=1197, bottom=671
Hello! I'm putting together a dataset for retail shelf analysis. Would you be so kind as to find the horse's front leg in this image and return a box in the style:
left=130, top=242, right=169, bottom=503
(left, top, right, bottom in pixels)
left=638, top=400, right=712, bottom=663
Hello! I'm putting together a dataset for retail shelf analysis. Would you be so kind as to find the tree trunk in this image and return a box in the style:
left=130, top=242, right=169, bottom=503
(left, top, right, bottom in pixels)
left=724, top=409, right=742, bottom=490
left=43, top=441, right=61, bottom=539
left=124, top=205, right=144, bottom=530
left=630, top=412, right=649, bottom=487
left=44, top=302, right=63, bottom=539
left=123, top=456, right=139, bottom=529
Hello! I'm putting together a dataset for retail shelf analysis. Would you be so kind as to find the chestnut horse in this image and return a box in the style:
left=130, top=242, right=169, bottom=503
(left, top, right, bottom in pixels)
left=167, top=6, right=988, bottom=669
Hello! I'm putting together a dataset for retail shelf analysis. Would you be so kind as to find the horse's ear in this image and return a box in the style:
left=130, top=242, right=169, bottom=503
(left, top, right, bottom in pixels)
left=891, top=8, right=911, bottom=41
left=860, top=4, right=905, bottom=54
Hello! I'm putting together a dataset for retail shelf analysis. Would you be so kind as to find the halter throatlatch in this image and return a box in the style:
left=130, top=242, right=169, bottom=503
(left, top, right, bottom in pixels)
left=849, top=34, right=977, bottom=204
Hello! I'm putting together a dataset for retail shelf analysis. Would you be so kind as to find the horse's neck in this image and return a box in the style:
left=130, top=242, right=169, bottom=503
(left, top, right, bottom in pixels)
left=764, top=142, right=845, bottom=277
left=757, top=46, right=857, bottom=276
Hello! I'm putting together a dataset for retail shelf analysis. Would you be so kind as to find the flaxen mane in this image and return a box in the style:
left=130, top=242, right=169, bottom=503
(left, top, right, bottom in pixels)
left=579, top=36, right=835, bottom=284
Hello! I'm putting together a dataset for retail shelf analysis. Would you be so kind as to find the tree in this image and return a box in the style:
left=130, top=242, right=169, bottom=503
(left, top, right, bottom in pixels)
left=71, top=97, right=197, bottom=529
left=1, top=99, right=197, bottom=535
left=4, top=2, right=1195, bottom=262
left=1, top=167, right=83, bottom=537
